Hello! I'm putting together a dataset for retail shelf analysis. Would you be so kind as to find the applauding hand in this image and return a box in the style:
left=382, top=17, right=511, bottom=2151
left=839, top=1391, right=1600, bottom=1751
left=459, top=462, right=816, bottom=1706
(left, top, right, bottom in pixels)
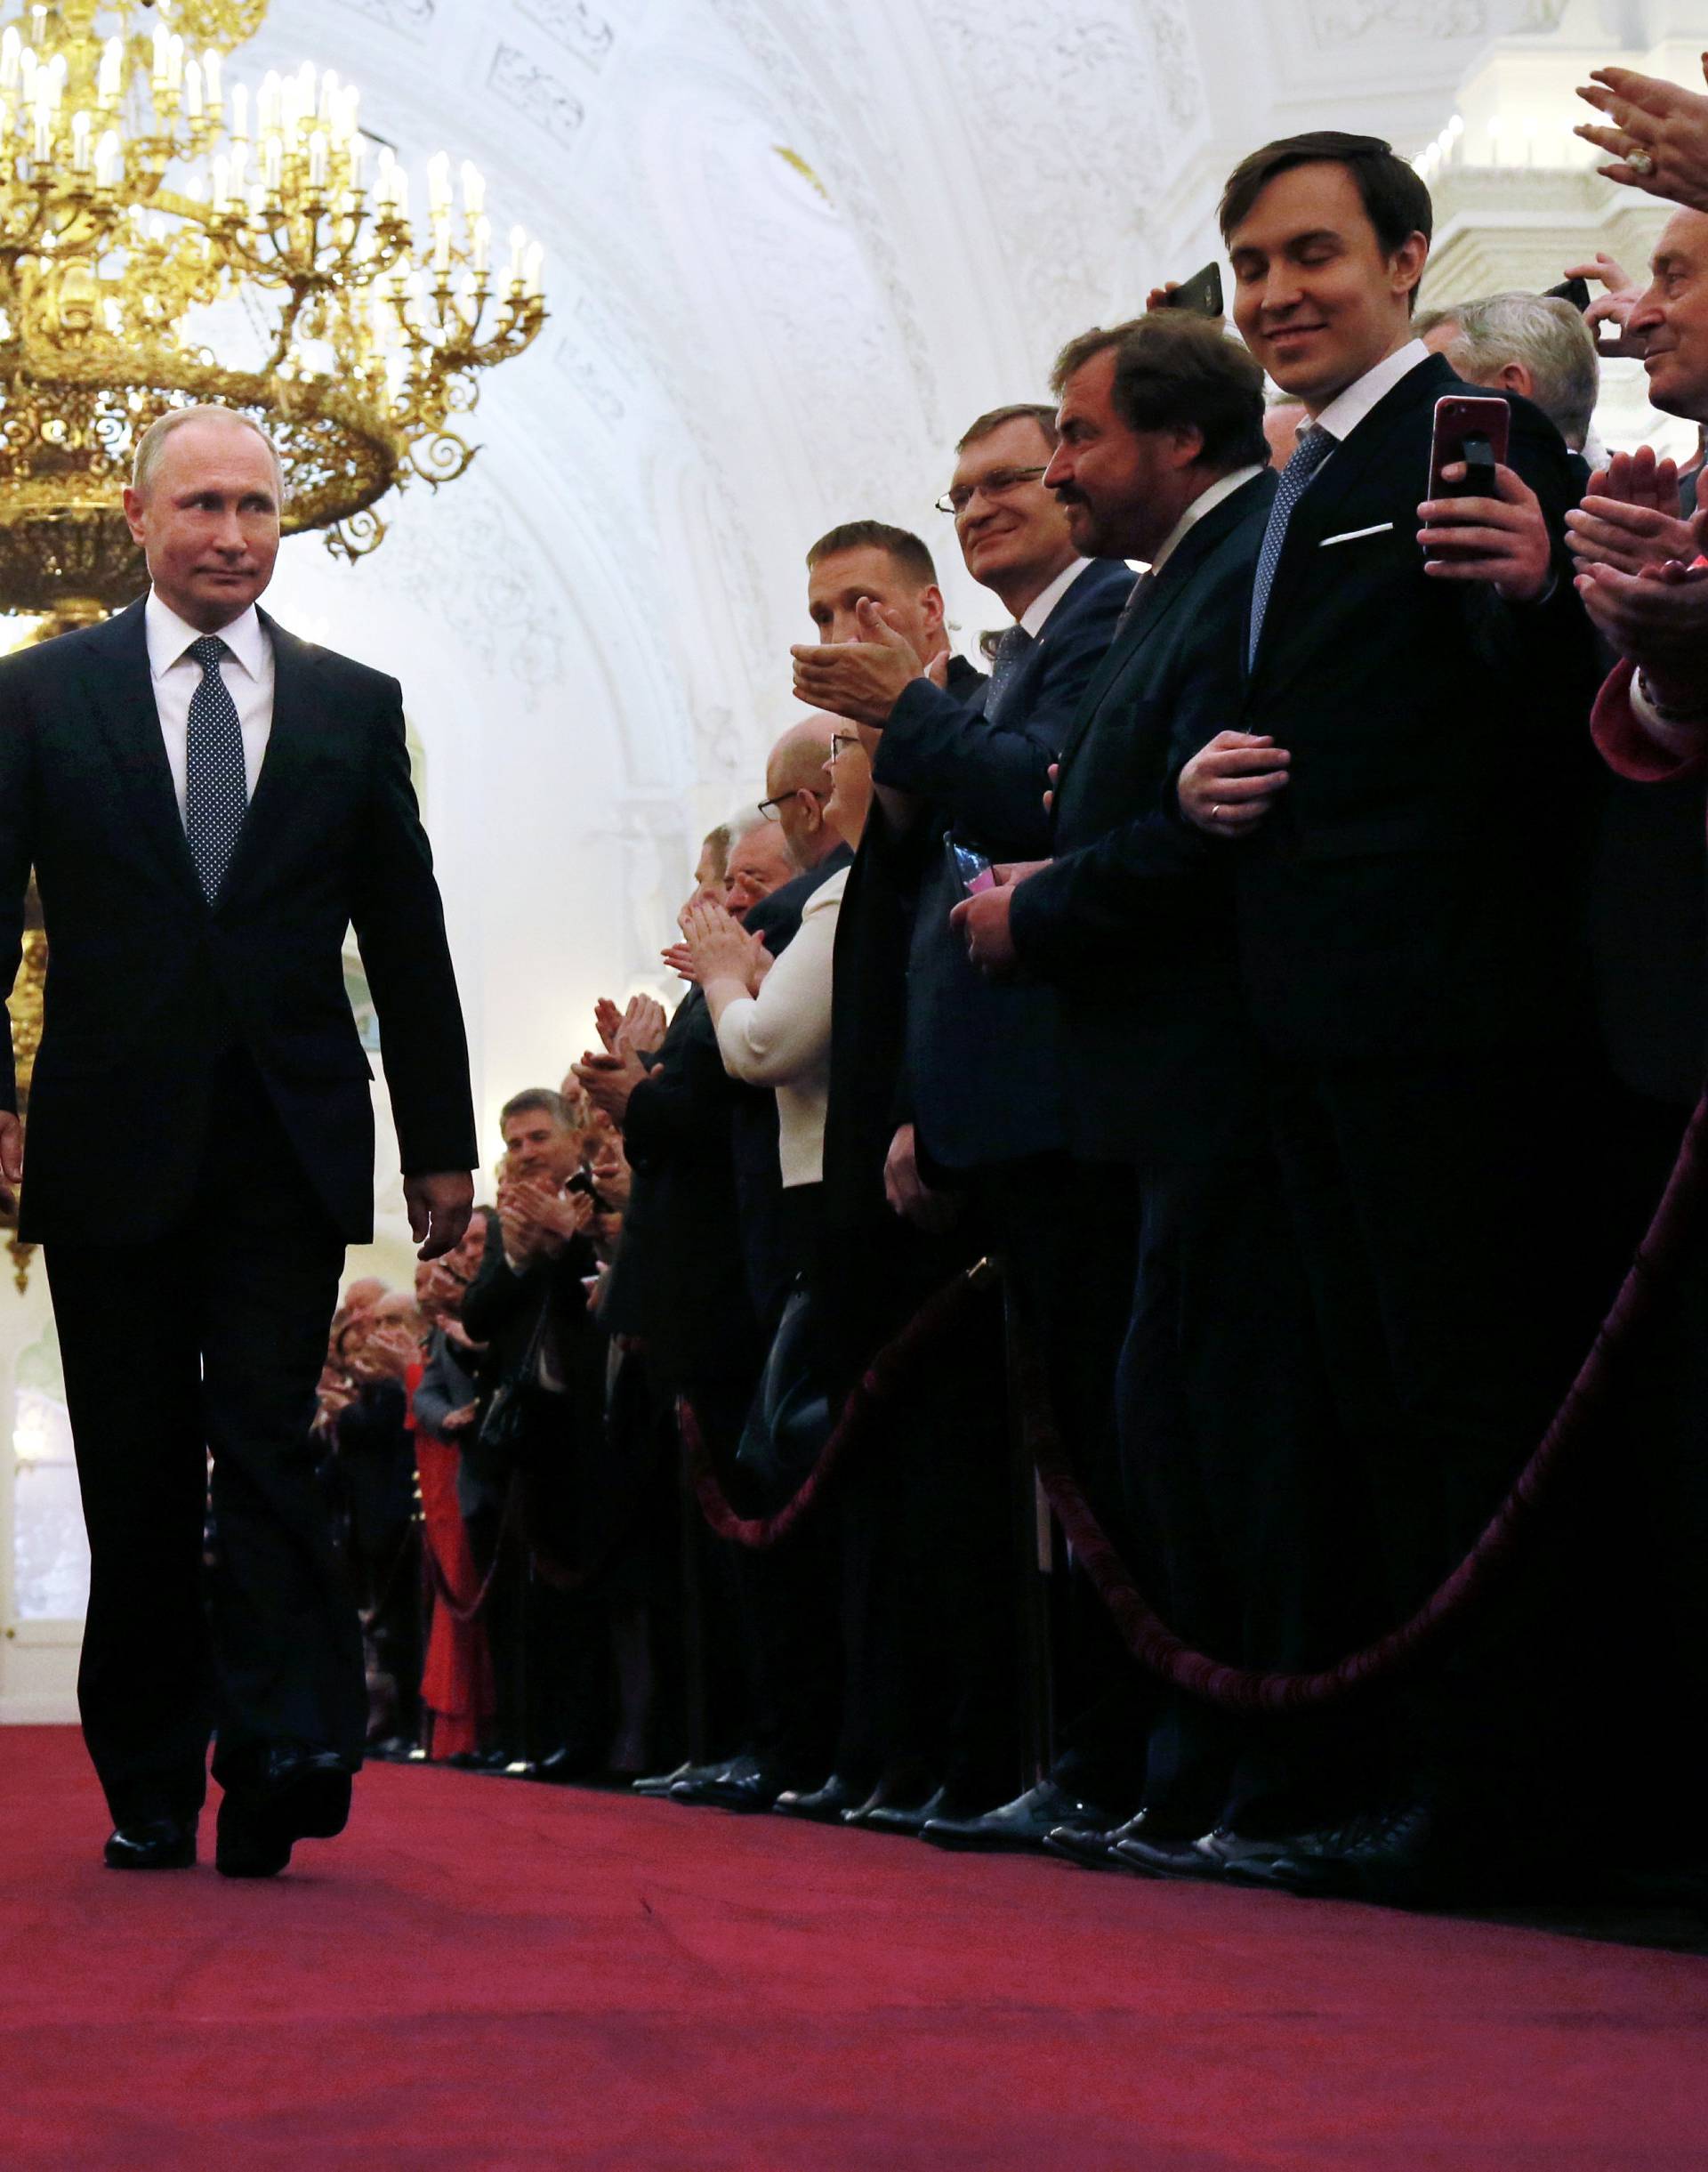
left=1568, top=452, right=1708, bottom=577
left=1575, top=63, right=1708, bottom=212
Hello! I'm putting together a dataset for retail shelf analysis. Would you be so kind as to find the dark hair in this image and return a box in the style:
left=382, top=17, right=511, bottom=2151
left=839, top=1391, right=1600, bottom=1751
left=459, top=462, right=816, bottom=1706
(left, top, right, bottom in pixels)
left=499, top=1088, right=575, bottom=1135
left=805, top=520, right=938, bottom=587
left=1219, top=131, right=1432, bottom=310
left=1050, top=313, right=1269, bottom=470
left=955, top=401, right=1059, bottom=454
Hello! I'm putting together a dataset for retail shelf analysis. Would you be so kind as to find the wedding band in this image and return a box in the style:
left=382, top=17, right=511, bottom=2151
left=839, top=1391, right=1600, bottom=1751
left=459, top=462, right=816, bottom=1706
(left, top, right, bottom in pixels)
left=1211, top=803, right=1222, bottom=819
left=1628, top=149, right=1656, bottom=176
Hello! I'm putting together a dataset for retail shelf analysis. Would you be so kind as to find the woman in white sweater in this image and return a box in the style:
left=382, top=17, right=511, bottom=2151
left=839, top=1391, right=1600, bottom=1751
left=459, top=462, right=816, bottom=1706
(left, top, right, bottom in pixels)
left=681, top=726, right=872, bottom=1198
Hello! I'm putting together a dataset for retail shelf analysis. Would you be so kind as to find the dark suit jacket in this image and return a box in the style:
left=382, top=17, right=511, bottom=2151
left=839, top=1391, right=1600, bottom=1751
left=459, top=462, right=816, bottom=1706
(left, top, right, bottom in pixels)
left=599, top=987, right=760, bottom=1382
left=874, top=559, right=1132, bottom=1170
left=822, top=655, right=984, bottom=1234
left=1010, top=472, right=1277, bottom=1165
left=1229, top=354, right=1601, bottom=1060
left=0, top=595, right=476, bottom=1245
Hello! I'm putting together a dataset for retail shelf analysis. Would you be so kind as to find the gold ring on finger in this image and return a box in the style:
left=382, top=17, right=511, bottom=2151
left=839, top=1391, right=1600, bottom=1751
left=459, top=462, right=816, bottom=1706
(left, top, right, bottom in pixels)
left=1628, top=148, right=1656, bottom=176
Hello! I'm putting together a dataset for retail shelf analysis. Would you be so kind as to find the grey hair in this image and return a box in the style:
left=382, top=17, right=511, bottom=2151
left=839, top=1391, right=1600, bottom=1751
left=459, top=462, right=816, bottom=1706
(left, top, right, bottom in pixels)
left=1418, top=293, right=1599, bottom=451
left=131, top=405, right=287, bottom=504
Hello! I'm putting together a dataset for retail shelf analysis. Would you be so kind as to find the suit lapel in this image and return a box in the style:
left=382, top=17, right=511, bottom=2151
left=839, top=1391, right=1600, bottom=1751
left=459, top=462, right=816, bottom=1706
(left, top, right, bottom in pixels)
left=1248, top=355, right=1450, bottom=682
left=76, top=597, right=206, bottom=906
left=1057, top=475, right=1275, bottom=779
left=215, top=610, right=321, bottom=909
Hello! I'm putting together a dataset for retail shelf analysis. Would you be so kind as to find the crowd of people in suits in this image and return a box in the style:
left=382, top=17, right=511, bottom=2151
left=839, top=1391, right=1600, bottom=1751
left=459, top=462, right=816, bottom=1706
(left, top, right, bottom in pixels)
left=315, top=77, right=1708, bottom=1911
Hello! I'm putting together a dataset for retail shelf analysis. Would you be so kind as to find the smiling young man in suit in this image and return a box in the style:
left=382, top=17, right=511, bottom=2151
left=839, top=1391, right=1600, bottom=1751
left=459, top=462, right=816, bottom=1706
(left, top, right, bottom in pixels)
left=1165, top=133, right=1607, bottom=1904
left=0, top=406, right=477, bottom=1877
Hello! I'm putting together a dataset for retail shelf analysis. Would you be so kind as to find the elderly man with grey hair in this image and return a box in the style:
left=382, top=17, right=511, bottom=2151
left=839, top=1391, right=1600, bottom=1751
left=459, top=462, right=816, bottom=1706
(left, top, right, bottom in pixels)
left=0, top=402, right=478, bottom=1879
left=1419, top=291, right=1601, bottom=475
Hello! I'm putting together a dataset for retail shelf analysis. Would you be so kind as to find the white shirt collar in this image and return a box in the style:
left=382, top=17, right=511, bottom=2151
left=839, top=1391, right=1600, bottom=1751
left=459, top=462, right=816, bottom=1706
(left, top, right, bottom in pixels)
left=1311, top=337, right=1430, bottom=448
left=1148, top=464, right=1268, bottom=575
left=144, top=590, right=269, bottom=682
left=1017, top=553, right=1092, bottom=639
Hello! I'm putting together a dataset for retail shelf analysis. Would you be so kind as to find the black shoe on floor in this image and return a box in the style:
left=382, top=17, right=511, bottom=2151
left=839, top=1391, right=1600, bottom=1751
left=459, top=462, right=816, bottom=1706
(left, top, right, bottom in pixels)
left=773, top=1772, right=870, bottom=1823
left=632, top=1760, right=712, bottom=1799
left=104, top=1818, right=197, bottom=1870
left=922, top=1778, right=1116, bottom=1855
left=681, top=1755, right=797, bottom=1813
left=215, top=1749, right=353, bottom=1880
left=1115, top=1821, right=1306, bottom=1884
left=534, top=1743, right=603, bottom=1786
left=1231, top=1804, right=1476, bottom=1908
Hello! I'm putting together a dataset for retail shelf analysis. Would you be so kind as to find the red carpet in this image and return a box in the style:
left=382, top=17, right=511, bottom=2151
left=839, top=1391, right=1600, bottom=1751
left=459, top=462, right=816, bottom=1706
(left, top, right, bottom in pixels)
left=3, top=1726, right=1704, bottom=2169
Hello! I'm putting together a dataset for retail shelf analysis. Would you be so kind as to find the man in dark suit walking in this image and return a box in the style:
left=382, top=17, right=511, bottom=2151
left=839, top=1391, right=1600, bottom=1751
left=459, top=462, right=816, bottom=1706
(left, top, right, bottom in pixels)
left=0, top=405, right=477, bottom=1877
left=1174, top=133, right=1607, bottom=1902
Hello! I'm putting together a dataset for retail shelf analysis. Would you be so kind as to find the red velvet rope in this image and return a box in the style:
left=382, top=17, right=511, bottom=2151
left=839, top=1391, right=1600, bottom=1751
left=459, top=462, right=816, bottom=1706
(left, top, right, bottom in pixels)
left=679, top=1259, right=1001, bottom=1549
left=1023, top=1091, right=1708, bottom=1710
left=681, top=1094, right=1704, bottom=1709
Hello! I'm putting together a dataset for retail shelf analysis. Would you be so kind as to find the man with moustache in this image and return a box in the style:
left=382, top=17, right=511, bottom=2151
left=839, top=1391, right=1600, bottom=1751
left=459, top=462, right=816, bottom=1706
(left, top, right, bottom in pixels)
left=0, top=405, right=476, bottom=1877
left=953, top=313, right=1361, bottom=1867
left=1173, top=133, right=1604, bottom=1903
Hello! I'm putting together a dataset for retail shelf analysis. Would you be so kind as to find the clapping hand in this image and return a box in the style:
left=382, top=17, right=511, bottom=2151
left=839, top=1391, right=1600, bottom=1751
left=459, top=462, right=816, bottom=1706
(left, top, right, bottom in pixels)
left=681, top=900, right=768, bottom=992
left=1568, top=451, right=1708, bottom=577
left=1418, top=461, right=1553, bottom=602
left=572, top=1044, right=649, bottom=1126
left=1575, top=63, right=1708, bottom=213
left=1575, top=554, right=1708, bottom=715
left=791, top=596, right=929, bottom=725
left=591, top=1135, right=632, bottom=1210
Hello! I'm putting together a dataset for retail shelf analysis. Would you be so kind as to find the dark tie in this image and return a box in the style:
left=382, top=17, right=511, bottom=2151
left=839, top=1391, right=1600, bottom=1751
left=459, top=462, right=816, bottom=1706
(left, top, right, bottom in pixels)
left=184, top=634, right=247, bottom=902
left=983, top=623, right=1034, bottom=725
left=1247, top=423, right=1336, bottom=670
left=1113, top=570, right=1152, bottom=641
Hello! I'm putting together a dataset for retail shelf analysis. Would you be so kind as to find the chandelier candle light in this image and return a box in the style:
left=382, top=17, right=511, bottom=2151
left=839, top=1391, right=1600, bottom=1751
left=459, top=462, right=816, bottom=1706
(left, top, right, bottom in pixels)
left=0, top=0, right=547, bottom=625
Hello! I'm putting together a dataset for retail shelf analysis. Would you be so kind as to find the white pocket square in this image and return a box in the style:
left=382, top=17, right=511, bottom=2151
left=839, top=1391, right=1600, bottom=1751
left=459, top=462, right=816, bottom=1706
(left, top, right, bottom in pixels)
left=1318, top=521, right=1396, bottom=547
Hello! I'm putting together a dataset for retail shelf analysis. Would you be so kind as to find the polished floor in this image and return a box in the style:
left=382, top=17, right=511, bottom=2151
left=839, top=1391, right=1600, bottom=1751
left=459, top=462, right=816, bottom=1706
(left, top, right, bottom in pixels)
left=3, top=1725, right=1705, bottom=2168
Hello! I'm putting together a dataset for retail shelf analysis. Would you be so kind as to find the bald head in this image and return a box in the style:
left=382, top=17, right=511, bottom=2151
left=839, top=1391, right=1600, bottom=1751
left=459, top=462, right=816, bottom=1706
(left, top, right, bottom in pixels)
left=766, top=713, right=842, bottom=872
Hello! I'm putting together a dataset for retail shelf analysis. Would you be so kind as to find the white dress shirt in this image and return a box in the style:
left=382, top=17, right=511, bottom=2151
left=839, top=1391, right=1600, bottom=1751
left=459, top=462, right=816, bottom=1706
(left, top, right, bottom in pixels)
left=143, top=590, right=276, bottom=824
left=1017, top=553, right=1092, bottom=641
left=1311, top=337, right=1430, bottom=450
left=1148, top=463, right=1269, bottom=577
left=714, top=865, right=849, bottom=1189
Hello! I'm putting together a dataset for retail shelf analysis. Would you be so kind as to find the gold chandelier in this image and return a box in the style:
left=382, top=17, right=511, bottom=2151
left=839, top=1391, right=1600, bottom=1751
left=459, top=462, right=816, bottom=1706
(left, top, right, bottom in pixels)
left=0, top=0, right=548, bottom=623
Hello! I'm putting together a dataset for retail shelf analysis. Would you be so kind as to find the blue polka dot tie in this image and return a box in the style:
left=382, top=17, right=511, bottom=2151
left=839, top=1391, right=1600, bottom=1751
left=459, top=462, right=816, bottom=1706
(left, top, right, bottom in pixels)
left=1247, top=423, right=1336, bottom=672
left=184, top=634, right=247, bottom=902
left=983, top=623, right=1034, bottom=727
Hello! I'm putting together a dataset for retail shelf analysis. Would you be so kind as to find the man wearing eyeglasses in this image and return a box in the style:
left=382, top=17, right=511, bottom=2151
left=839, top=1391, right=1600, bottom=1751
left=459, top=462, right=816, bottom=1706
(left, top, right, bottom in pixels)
left=792, top=409, right=1133, bottom=1835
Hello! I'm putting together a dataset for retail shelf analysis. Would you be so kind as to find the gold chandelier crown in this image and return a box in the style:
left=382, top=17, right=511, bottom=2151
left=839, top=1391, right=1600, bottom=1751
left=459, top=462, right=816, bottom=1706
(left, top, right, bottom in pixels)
left=0, top=0, right=547, bottom=618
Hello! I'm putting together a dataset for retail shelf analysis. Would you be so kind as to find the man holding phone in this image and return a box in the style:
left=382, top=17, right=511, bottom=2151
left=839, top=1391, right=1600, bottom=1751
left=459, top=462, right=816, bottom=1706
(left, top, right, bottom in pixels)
left=1171, top=132, right=1606, bottom=1905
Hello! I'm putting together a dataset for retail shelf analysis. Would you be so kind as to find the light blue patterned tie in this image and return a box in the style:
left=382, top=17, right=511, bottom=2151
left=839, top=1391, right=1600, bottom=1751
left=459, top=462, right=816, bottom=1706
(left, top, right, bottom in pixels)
left=184, top=634, right=247, bottom=902
left=1247, top=423, right=1336, bottom=671
left=983, top=623, right=1034, bottom=725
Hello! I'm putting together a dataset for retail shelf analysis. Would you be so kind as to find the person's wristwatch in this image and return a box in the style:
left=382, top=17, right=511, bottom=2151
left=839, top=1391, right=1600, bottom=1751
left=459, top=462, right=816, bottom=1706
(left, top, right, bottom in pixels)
left=1638, top=669, right=1708, bottom=723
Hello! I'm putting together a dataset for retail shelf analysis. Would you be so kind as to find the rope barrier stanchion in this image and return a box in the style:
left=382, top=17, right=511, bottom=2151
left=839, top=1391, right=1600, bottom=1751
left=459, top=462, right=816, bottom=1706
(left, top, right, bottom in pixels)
left=680, top=1256, right=1003, bottom=1550
left=1017, top=1090, right=1708, bottom=1712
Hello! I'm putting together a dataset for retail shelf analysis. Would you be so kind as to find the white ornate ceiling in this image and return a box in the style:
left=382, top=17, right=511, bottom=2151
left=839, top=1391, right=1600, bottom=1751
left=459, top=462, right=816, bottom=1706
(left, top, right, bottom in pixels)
left=223, top=0, right=1681, bottom=1121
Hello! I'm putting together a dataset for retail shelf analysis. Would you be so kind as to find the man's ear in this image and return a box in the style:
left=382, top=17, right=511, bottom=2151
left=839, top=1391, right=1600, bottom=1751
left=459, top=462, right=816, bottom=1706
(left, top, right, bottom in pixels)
left=1395, top=230, right=1430, bottom=309
left=121, top=486, right=148, bottom=548
left=1495, top=359, right=1533, bottom=402
left=920, top=583, right=947, bottom=638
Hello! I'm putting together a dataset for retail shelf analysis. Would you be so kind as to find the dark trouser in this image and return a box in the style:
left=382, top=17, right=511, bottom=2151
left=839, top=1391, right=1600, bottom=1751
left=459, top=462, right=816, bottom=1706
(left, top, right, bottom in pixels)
left=45, top=1052, right=360, bottom=1829
left=1264, top=1051, right=1616, bottom=1815
left=1121, top=1151, right=1373, bottom=1835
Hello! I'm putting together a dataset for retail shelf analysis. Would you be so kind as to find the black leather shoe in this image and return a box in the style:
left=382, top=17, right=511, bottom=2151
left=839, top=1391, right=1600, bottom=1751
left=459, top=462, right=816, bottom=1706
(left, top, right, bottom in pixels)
left=1232, top=1804, right=1473, bottom=1908
left=773, top=1773, right=870, bottom=1823
left=679, top=1755, right=797, bottom=1813
left=215, top=1749, right=353, bottom=1879
left=922, top=1779, right=1116, bottom=1854
left=632, top=1759, right=713, bottom=1799
left=1112, top=1821, right=1296, bottom=1883
left=842, top=1760, right=938, bottom=1831
left=104, top=1818, right=197, bottom=1870
left=1042, top=1803, right=1168, bottom=1871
